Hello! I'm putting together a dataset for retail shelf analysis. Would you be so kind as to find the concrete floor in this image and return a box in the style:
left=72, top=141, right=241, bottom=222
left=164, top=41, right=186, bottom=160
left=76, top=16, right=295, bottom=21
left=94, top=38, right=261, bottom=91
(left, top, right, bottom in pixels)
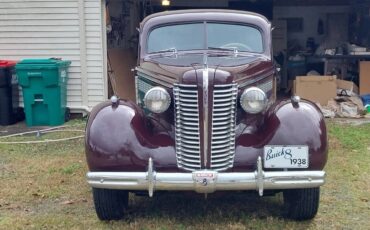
left=0, top=121, right=52, bottom=137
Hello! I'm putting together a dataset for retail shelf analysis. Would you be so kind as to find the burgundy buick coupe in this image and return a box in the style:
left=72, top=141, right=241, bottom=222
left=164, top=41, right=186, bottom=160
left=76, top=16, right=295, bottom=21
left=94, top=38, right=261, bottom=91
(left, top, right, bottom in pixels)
left=85, top=9, right=328, bottom=221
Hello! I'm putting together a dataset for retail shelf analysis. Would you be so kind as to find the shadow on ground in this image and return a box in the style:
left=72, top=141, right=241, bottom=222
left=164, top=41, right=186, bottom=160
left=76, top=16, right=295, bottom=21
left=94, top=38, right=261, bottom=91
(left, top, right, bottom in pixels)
left=127, top=192, right=284, bottom=222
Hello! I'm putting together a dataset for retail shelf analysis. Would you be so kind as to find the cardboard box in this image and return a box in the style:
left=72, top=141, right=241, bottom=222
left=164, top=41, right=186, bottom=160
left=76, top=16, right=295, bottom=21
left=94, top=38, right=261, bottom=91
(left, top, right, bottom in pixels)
left=293, top=76, right=337, bottom=105
left=337, top=79, right=359, bottom=96
left=360, top=61, right=370, bottom=95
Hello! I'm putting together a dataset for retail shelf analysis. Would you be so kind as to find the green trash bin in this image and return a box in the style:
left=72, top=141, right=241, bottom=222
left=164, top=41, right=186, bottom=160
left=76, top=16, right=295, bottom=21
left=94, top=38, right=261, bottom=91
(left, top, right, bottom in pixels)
left=15, top=58, right=71, bottom=126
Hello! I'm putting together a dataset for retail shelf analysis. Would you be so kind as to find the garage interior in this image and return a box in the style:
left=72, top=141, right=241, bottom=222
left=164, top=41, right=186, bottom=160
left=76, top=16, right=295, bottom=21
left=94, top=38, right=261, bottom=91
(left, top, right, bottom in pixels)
left=105, top=0, right=370, bottom=112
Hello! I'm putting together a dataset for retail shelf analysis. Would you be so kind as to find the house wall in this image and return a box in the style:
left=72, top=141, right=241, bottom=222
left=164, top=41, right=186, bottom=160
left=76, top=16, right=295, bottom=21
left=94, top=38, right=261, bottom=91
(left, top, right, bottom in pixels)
left=0, top=0, right=107, bottom=113
left=84, top=0, right=107, bottom=108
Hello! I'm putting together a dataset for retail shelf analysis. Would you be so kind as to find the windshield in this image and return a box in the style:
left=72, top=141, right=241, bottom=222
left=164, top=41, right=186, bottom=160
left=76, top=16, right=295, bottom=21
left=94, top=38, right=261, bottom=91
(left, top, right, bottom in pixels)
left=147, top=22, right=264, bottom=54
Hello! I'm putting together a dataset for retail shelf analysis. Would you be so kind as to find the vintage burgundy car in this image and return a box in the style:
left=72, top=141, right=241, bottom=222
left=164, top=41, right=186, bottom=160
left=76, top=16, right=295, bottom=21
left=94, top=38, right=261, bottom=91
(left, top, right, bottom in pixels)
left=85, top=9, right=328, bottom=221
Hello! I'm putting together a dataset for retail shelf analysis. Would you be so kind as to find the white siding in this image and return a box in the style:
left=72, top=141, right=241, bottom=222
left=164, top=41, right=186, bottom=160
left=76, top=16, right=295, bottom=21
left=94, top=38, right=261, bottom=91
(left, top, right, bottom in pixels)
left=84, top=0, right=107, bottom=107
left=0, top=0, right=107, bottom=113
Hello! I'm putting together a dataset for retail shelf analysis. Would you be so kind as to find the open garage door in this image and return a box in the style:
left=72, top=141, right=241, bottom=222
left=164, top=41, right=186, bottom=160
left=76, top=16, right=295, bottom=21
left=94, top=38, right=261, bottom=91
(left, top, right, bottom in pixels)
left=104, top=0, right=370, bottom=102
left=104, top=0, right=273, bottom=100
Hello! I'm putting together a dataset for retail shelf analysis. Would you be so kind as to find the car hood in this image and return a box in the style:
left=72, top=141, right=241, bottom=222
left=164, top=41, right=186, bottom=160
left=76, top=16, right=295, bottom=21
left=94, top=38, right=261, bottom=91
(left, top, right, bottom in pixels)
left=137, top=53, right=274, bottom=85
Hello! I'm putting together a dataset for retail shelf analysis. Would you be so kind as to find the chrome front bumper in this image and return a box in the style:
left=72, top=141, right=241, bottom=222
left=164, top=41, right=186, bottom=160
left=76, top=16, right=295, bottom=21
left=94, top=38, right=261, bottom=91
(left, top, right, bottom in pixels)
left=87, top=157, right=326, bottom=197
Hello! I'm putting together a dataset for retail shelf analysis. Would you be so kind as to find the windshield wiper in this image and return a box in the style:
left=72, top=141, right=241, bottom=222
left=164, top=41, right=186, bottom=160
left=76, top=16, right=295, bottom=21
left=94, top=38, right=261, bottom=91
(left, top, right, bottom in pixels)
left=207, top=46, right=235, bottom=51
left=207, top=46, right=239, bottom=57
left=148, top=47, right=178, bottom=57
left=207, top=46, right=258, bottom=58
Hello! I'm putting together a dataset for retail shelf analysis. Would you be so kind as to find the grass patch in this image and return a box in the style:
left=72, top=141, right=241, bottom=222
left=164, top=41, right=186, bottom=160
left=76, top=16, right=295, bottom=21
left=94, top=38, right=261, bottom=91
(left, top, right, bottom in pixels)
left=61, top=163, right=82, bottom=175
left=0, top=120, right=369, bottom=229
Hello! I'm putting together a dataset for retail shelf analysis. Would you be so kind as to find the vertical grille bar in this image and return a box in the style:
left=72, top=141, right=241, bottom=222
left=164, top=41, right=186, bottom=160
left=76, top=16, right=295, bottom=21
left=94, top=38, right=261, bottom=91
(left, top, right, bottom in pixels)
left=210, top=84, right=238, bottom=171
left=174, top=84, right=202, bottom=171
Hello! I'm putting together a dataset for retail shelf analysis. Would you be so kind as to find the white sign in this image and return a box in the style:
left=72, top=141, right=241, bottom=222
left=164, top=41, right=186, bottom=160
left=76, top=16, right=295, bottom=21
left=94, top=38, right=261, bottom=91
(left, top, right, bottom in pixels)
left=264, top=145, right=309, bottom=168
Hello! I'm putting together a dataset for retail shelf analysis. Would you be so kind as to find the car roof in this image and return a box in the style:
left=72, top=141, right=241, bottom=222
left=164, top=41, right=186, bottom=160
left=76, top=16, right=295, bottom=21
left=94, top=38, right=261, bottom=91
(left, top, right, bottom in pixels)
left=140, top=9, right=269, bottom=27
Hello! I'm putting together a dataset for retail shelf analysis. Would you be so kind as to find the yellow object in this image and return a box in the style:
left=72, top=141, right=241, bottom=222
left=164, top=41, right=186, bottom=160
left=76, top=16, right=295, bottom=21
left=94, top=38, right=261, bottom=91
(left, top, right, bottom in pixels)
left=162, top=0, right=170, bottom=6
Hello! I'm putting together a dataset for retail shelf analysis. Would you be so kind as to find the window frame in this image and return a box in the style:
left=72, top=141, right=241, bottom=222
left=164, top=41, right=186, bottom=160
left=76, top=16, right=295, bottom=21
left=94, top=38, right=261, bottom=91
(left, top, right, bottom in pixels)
left=145, top=21, right=265, bottom=55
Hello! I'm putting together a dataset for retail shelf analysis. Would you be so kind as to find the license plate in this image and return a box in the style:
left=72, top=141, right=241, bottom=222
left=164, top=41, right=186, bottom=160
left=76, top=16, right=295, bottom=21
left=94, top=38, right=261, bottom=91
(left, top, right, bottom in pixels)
left=263, top=145, right=309, bottom=168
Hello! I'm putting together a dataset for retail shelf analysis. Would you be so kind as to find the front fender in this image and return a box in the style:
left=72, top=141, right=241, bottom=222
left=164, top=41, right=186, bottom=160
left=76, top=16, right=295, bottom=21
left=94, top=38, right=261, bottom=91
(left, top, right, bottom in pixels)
left=234, top=99, right=328, bottom=171
left=85, top=100, right=176, bottom=172
left=264, top=99, right=328, bottom=170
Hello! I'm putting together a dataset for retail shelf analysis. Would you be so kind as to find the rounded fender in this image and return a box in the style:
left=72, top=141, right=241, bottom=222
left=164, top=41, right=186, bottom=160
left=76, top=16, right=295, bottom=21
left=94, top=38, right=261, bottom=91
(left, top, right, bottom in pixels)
left=262, top=99, right=328, bottom=170
left=85, top=100, right=176, bottom=172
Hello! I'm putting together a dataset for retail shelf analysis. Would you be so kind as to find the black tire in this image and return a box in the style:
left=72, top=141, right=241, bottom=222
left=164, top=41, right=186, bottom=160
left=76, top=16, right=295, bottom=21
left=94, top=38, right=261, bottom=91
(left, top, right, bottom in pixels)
left=92, top=188, right=129, bottom=220
left=283, top=187, right=320, bottom=220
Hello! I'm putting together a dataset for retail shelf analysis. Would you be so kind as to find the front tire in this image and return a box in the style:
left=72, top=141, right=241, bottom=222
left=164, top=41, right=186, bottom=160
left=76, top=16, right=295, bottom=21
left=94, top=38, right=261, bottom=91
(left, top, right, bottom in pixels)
left=92, top=188, right=129, bottom=220
left=283, top=187, right=320, bottom=220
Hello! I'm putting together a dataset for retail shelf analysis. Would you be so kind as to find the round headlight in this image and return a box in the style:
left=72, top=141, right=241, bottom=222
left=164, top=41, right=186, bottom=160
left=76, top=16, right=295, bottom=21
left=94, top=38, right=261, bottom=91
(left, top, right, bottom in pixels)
left=240, top=87, right=267, bottom=114
left=144, top=87, right=171, bottom=113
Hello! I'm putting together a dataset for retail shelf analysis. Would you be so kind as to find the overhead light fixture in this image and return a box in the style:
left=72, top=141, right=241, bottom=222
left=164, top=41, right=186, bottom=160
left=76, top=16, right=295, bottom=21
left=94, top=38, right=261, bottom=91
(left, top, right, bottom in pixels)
left=162, top=0, right=170, bottom=6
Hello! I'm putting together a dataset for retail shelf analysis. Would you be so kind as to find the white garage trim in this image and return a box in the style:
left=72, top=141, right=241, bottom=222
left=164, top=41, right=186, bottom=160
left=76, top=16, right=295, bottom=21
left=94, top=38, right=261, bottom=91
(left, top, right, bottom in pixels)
left=79, top=0, right=89, bottom=108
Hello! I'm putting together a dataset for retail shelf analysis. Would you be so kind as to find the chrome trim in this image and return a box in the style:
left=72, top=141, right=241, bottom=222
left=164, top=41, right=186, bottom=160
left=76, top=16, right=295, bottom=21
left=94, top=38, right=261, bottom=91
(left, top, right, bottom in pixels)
left=110, top=95, right=118, bottom=106
left=202, top=66, right=209, bottom=167
left=87, top=158, right=326, bottom=197
left=210, top=84, right=238, bottom=171
left=256, top=156, right=264, bottom=196
left=136, top=75, right=155, bottom=106
left=174, top=84, right=202, bottom=171
left=147, top=157, right=155, bottom=197
left=174, top=82, right=238, bottom=172
left=143, top=86, right=171, bottom=113
left=291, top=95, right=301, bottom=107
left=258, top=79, right=273, bottom=93
left=240, top=87, right=268, bottom=114
left=135, top=75, right=139, bottom=104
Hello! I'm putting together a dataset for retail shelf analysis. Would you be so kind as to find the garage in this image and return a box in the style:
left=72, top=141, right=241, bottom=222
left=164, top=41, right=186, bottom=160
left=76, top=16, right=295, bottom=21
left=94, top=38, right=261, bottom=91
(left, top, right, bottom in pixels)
left=106, top=0, right=276, bottom=101
left=106, top=0, right=370, bottom=114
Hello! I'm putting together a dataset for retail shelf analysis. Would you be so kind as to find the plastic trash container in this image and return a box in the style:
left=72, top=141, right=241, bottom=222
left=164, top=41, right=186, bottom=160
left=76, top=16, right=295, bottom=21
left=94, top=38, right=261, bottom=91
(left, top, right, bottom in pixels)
left=362, top=94, right=370, bottom=114
left=361, top=94, right=370, bottom=105
left=0, top=60, right=23, bottom=126
left=15, top=58, right=71, bottom=126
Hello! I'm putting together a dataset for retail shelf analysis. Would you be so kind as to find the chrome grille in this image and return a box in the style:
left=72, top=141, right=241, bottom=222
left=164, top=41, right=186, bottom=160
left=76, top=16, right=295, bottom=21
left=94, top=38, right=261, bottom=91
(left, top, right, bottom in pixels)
left=174, top=83, right=238, bottom=172
left=257, top=80, right=273, bottom=93
left=135, top=75, right=154, bottom=106
left=210, top=84, right=238, bottom=171
left=174, top=84, right=202, bottom=171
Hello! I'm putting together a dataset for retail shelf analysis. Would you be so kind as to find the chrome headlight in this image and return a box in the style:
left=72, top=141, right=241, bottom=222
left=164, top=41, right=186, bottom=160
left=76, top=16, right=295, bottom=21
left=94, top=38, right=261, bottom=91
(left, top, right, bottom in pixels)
left=240, top=87, right=267, bottom=114
left=144, top=87, right=171, bottom=113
